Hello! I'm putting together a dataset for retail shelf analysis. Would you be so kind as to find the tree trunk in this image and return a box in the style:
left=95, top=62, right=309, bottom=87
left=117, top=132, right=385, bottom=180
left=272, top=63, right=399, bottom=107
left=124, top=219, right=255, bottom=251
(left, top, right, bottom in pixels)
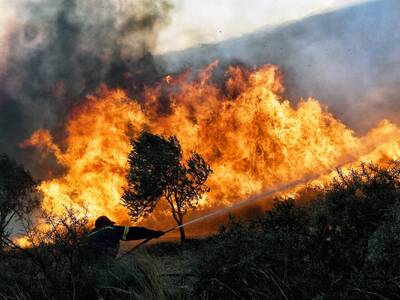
left=178, top=224, right=186, bottom=242
left=177, top=213, right=186, bottom=242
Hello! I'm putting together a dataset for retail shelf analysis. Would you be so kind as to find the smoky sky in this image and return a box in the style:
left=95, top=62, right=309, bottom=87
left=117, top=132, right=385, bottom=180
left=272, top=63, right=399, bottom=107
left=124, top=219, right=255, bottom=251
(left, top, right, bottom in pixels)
left=0, top=0, right=172, bottom=176
left=159, top=0, right=400, bottom=133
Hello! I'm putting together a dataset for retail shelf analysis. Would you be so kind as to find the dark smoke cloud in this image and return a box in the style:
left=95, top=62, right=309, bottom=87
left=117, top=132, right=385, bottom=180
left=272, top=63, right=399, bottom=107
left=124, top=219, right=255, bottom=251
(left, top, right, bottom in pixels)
left=159, top=0, right=400, bottom=133
left=0, top=0, right=172, bottom=176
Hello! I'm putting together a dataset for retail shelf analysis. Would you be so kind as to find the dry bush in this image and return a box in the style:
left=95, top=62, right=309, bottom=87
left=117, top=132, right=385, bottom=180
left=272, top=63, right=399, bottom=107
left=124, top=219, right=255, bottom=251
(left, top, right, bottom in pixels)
left=193, top=161, right=400, bottom=299
left=0, top=209, right=174, bottom=300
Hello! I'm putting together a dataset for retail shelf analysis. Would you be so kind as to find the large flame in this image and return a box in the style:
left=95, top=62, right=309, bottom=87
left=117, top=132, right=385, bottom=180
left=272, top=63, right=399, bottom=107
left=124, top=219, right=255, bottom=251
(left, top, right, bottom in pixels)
left=24, top=63, right=400, bottom=229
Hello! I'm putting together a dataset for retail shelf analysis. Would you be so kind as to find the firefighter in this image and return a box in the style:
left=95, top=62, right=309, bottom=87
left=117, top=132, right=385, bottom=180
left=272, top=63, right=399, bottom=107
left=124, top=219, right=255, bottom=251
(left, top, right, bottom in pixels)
left=86, top=215, right=164, bottom=258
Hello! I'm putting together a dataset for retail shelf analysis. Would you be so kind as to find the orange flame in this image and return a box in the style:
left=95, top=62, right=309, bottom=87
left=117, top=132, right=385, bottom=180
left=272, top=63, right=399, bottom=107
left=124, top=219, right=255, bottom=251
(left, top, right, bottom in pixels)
left=23, top=63, right=400, bottom=230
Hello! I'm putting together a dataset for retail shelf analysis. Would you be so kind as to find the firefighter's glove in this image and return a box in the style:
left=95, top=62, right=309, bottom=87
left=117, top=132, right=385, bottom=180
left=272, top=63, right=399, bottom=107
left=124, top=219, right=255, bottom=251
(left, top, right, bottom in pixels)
left=153, top=231, right=164, bottom=238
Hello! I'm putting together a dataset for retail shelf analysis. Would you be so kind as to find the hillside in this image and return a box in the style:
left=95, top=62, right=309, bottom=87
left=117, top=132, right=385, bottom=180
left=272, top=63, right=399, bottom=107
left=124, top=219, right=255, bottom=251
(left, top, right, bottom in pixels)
left=157, top=0, right=400, bottom=132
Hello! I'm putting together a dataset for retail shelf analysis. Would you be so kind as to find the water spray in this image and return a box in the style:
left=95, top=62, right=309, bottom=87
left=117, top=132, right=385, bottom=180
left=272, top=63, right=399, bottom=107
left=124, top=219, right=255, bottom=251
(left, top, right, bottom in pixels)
left=120, top=147, right=387, bottom=258
left=120, top=173, right=321, bottom=257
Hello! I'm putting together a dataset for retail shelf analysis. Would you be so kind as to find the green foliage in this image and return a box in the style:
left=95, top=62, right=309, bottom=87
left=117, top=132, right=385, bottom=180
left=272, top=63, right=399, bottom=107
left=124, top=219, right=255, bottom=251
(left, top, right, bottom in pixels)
left=194, top=161, right=400, bottom=299
left=122, top=132, right=181, bottom=218
left=122, top=132, right=212, bottom=241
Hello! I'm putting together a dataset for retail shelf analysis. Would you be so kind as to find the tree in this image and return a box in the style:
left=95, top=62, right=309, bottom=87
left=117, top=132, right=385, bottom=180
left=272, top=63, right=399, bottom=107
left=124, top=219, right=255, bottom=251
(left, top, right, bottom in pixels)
left=122, top=132, right=212, bottom=242
left=0, top=154, right=38, bottom=248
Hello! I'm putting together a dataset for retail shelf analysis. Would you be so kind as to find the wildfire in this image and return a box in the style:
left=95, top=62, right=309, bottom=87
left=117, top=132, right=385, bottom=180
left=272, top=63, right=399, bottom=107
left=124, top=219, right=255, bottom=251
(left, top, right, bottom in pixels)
left=24, top=63, right=400, bottom=230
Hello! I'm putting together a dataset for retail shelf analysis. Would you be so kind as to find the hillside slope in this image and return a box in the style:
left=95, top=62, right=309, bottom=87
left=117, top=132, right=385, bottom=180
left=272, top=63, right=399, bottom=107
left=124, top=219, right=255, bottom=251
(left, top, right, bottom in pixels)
left=158, top=0, right=400, bottom=132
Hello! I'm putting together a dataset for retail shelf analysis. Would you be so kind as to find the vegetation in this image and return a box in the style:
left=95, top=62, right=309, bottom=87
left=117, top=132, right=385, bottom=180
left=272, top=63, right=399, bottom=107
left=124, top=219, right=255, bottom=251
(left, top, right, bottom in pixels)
left=0, top=209, right=171, bottom=300
left=193, top=161, right=400, bottom=299
left=122, top=132, right=212, bottom=242
left=0, top=153, right=38, bottom=250
left=2, top=152, right=400, bottom=299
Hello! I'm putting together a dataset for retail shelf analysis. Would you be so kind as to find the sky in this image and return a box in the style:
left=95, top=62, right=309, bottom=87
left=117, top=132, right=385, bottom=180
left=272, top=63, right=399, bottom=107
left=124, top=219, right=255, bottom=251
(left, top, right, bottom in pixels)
left=0, top=0, right=370, bottom=60
left=155, top=0, right=369, bottom=53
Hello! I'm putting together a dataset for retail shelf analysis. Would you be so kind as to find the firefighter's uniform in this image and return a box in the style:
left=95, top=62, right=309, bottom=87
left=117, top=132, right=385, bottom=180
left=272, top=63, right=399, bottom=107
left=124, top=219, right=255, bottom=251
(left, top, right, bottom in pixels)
left=86, top=216, right=163, bottom=257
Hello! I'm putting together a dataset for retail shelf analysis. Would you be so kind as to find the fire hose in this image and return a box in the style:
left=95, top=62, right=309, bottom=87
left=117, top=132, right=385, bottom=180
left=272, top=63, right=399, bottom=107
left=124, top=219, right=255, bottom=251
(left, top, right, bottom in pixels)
left=120, top=173, right=320, bottom=258
left=120, top=144, right=388, bottom=258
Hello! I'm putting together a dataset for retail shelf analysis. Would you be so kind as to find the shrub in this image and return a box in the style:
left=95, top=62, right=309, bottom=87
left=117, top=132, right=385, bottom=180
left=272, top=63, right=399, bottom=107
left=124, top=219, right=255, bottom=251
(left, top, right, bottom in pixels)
left=193, top=161, right=400, bottom=299
left=0, top=153, right=38, bottom=250
left=0, top=210, right=173, bottom=300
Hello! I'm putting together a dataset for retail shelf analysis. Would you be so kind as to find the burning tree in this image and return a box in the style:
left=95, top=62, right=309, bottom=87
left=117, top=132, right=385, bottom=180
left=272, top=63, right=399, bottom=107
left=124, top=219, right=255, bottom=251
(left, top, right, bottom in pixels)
left=0, top=154, right=38, bottom=249
left=122, top=132, right=212, bottom=242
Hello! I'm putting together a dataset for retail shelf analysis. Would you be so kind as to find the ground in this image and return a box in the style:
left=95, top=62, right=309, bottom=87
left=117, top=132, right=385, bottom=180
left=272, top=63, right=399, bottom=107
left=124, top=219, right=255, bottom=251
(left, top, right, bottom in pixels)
left=121, top=238, right=206, bottom=295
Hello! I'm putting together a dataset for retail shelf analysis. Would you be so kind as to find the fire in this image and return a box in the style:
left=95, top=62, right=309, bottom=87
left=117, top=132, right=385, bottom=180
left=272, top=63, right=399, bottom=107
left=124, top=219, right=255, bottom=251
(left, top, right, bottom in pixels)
left=24, top=87, right=146, bottom=222
left=24, top=63, right=400, bottom=229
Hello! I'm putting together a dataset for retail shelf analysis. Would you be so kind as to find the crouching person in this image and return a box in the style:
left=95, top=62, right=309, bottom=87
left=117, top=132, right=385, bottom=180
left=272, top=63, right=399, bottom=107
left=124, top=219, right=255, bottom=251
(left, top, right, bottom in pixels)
left=86, top=215, right=164, bottom=259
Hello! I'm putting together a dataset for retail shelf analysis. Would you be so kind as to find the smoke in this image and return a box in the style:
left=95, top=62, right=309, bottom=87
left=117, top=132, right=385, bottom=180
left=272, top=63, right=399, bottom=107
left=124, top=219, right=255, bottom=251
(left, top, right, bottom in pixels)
left=0, top=0, right=172, bottom=176
left=159, top=0, right=400, bottom=133
left=1, top=0, right=399, bottom=175
left=155, top=0, right=365, bottom=54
